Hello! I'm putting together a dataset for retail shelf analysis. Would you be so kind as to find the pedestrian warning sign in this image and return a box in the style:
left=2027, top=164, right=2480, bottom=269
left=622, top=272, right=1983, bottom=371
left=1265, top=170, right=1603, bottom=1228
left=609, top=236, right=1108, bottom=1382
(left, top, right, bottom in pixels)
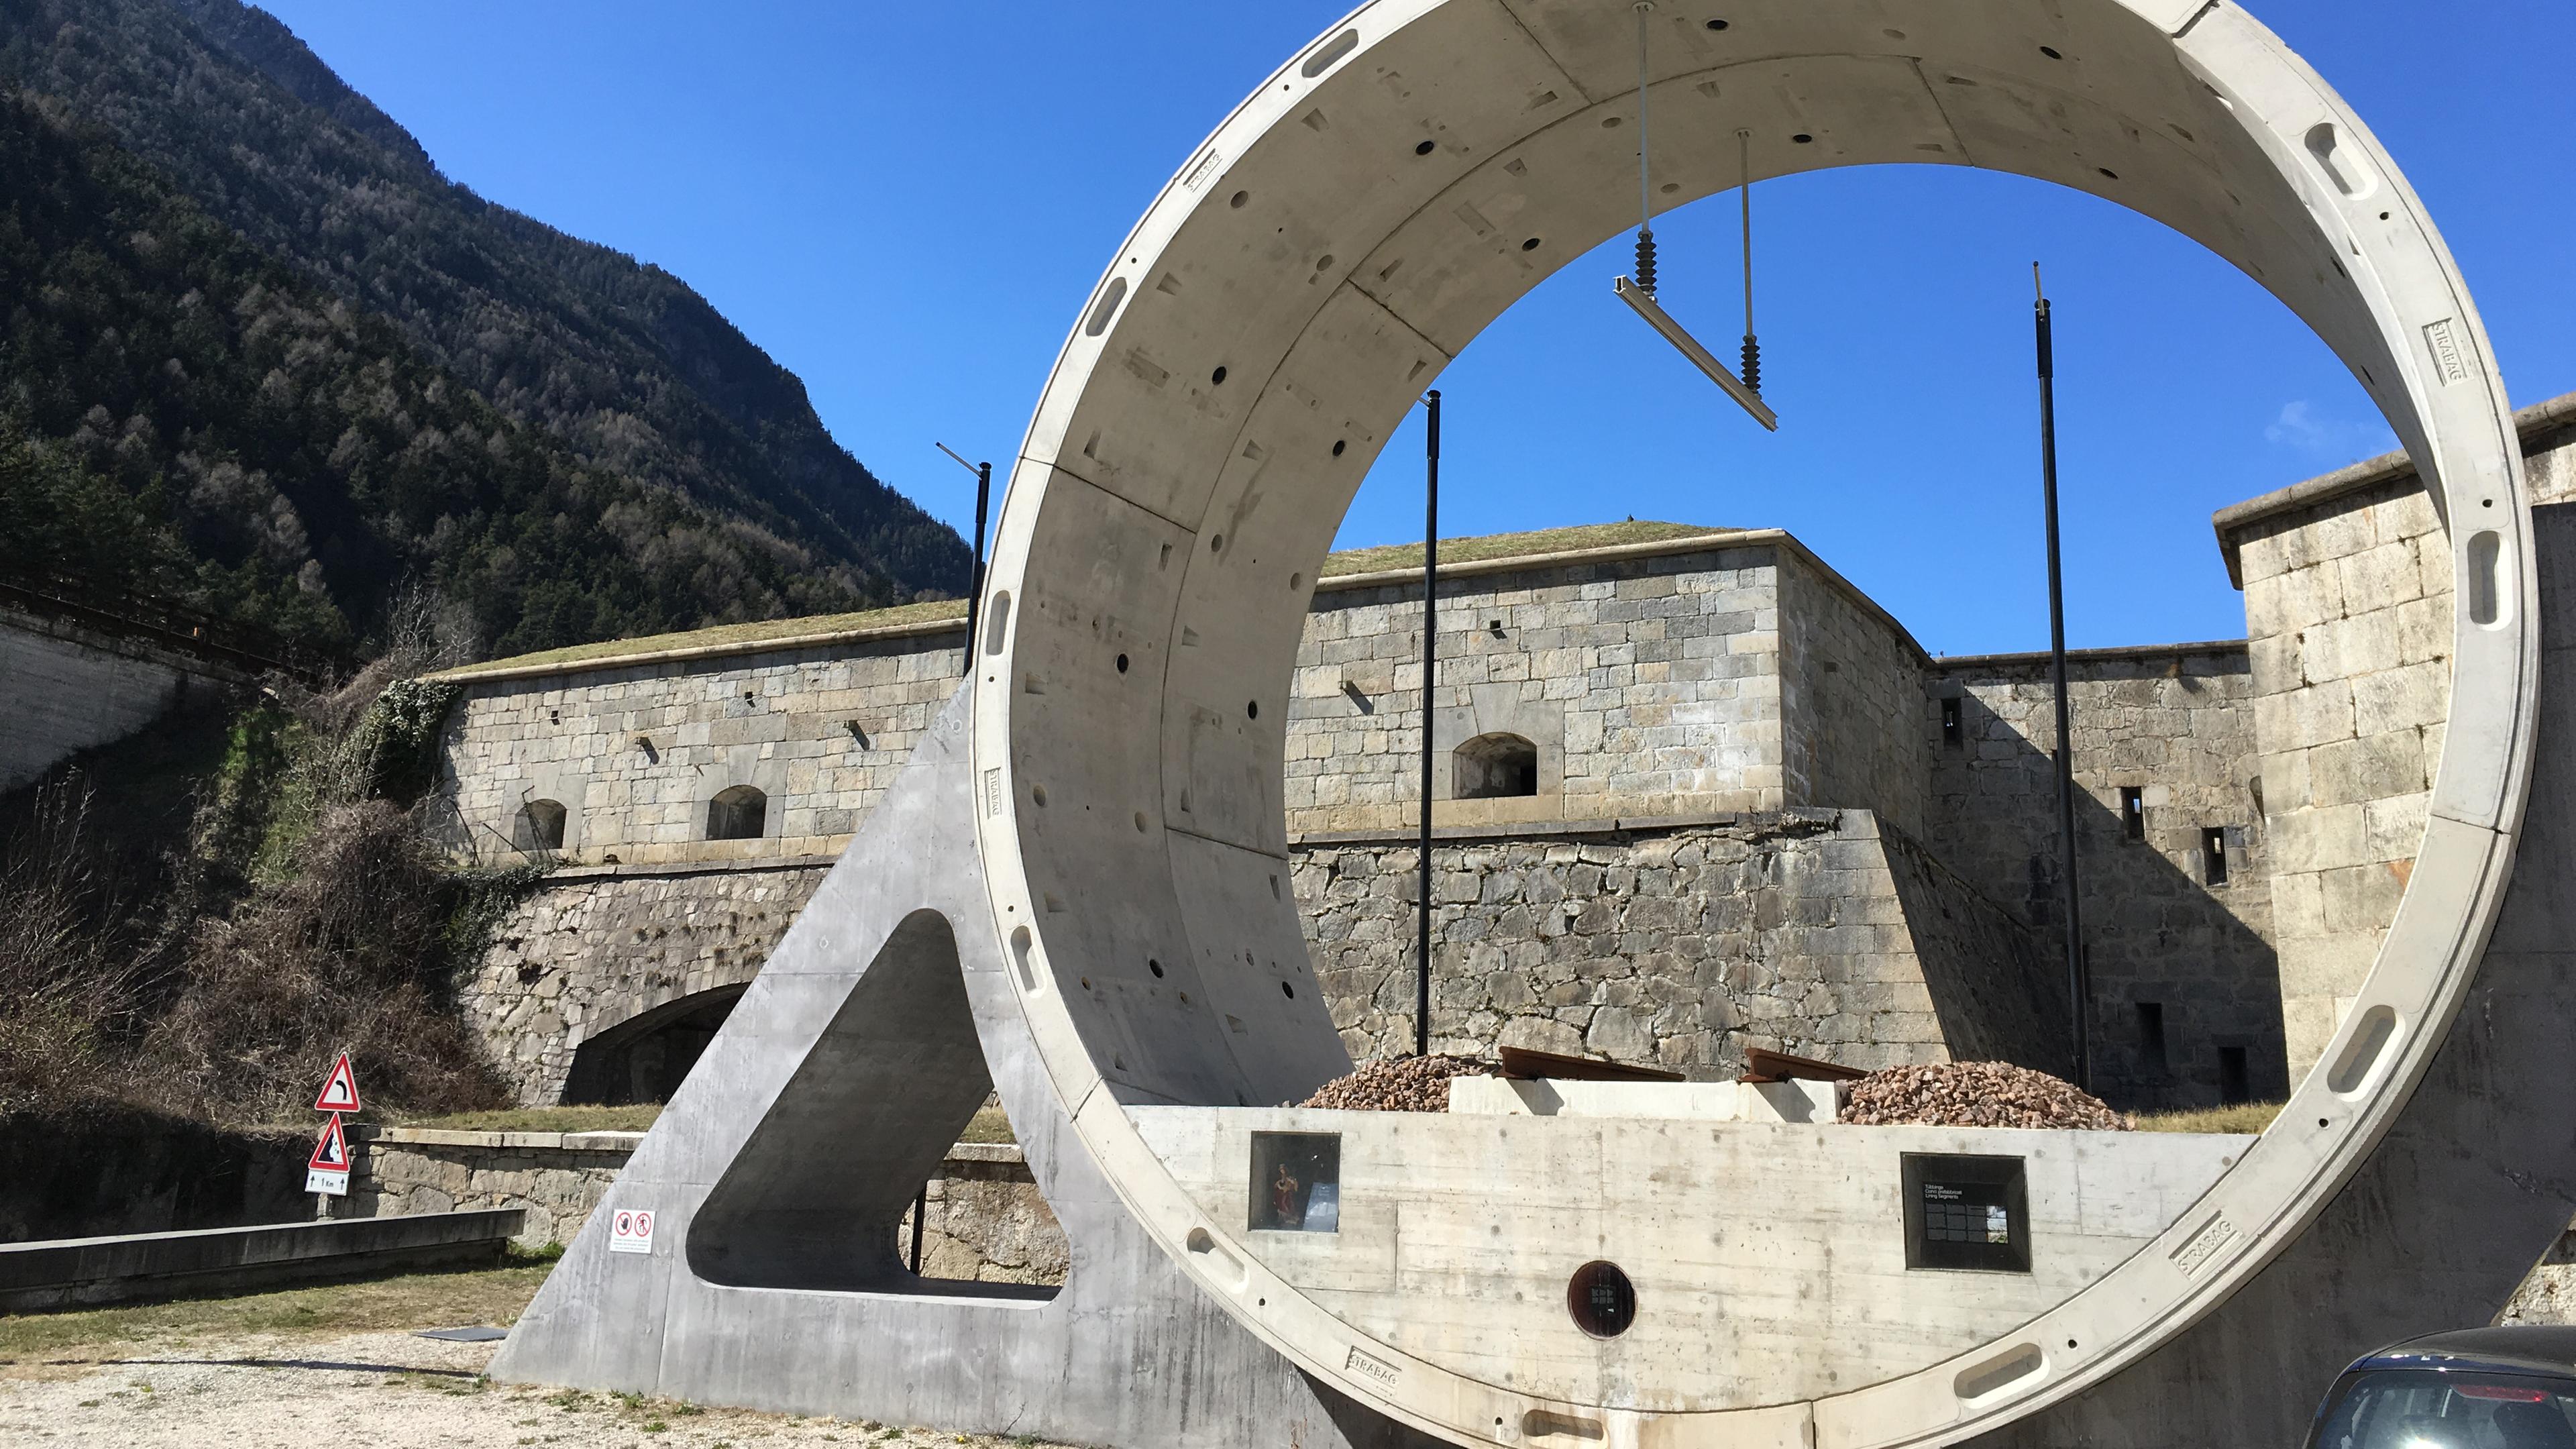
left=307, top=1113, right=352, bottom=1196
left=313, top=1053, right=364, bottom=1114
left=610, top=1208, right=655, bottom=1255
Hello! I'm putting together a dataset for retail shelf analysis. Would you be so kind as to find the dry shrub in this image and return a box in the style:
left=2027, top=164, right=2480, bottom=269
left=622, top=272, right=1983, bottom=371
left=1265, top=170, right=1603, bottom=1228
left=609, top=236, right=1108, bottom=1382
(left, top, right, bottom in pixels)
left=143, top=796, right=509, bottom=1122
left=0, top=786, right=145, bottom=1115
left=2, top=631, right=513, bottom=1128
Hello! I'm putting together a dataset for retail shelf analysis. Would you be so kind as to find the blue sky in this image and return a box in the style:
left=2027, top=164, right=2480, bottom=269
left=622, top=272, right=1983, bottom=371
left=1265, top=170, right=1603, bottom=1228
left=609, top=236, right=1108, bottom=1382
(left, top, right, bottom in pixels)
left=255, top=1, right=2573, bottom=657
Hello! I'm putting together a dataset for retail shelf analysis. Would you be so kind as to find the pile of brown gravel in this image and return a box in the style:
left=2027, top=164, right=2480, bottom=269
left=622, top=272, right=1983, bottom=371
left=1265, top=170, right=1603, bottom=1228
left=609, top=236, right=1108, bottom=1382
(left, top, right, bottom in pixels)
left=1297, top=1055, right=1495, bottom=1112
left=1839, top=1061, right=2131, bottom=1131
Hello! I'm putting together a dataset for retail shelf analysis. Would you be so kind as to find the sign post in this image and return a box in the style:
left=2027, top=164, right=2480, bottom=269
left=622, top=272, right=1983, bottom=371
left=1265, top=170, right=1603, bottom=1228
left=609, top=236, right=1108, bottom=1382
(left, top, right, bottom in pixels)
left=308, top=1053, right=363, bottom=1217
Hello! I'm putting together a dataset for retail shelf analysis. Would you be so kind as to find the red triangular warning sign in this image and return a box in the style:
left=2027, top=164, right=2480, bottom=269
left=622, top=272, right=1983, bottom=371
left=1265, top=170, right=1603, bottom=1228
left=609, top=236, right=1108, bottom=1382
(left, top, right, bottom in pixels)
left=313, top=1053, right=363, bottom=1114
left=310, top=1113, right=351, bottom=1172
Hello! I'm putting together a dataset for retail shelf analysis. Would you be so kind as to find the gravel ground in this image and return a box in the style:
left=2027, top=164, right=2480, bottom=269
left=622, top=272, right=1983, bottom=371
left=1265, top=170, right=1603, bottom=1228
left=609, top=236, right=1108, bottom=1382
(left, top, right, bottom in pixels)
left=0, top=1324, right=1078, bottom=1448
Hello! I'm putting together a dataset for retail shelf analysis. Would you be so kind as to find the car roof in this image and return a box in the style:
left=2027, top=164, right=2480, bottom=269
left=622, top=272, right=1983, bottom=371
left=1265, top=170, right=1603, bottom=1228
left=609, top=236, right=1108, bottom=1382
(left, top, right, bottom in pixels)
left=2353, top=1327, right=2576, bottom=1379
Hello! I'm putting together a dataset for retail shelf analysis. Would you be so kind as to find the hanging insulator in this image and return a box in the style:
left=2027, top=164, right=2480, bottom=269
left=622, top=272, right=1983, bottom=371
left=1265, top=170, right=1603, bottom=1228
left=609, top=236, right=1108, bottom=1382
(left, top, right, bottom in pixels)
left=1741, top=335, right=1762, bottom=394
left=1634, top=229, right=1658, bottom=298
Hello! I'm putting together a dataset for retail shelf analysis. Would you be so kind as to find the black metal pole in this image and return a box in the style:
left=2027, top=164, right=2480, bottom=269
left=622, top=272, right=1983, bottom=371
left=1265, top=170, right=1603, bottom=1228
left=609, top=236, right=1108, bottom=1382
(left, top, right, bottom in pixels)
left=2036, top=272, right=2090, bottom=1091
left=1416, top=390, right=1440, bottom=1059
left=920, top=453, right=987, bottom=1277
left=962, top=461, right=991, bottom=668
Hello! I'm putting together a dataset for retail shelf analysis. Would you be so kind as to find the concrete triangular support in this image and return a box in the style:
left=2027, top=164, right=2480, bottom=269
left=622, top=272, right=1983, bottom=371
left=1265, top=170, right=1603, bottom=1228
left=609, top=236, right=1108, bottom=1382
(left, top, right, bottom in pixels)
left=490, top=684, right=1435, bottom=1448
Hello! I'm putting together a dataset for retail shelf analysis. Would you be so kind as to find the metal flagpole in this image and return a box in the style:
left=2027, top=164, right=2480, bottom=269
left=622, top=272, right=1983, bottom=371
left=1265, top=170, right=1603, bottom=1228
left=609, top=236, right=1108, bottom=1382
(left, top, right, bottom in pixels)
left=1416, top=390, right=1441, bottom=1059
left=2035, top=266, right=2090, bottom=1090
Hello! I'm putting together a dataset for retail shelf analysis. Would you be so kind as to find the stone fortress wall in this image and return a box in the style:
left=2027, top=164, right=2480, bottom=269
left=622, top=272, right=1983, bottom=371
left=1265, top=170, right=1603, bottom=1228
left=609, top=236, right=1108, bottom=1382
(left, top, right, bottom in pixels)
left=464, top=861, right=831, bottom=1106
left=1288, top=539, right=1796, bottom=831
left=1298, top=811, right=2063, bottom=1075
left=431, top=398, right=2576, bottom=1113
left=430, top=616, right=969, bottom=867
left=2224, top=393, right=2576, bottom=1077
left=1782, top=551, right=1935, bottom=843
left=438, top=528, right=2145, bottom=1106
left=1927, top=643, right=2279, bottom=1107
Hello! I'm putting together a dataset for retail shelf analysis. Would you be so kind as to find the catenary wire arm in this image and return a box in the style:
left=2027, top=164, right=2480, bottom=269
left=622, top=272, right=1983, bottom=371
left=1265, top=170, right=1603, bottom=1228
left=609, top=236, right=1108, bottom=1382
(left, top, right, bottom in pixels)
left=1615, top=277, right=1778, bottom=430
left=1609, top=2, right=1772, bottom=429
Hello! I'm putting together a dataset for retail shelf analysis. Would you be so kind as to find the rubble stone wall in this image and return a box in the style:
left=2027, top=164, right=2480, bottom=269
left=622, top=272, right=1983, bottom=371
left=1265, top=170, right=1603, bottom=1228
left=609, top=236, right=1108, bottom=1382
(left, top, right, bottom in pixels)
left=1294, top=810, right=2064, bottom=1077
left=913, top=1144, right=1068, bottom=1287
left=352, top=1128, right=1068, bottom=1284
left=352, top=1127, right=638, bottom=1246
left=462, top=862, right=828, bottom=1105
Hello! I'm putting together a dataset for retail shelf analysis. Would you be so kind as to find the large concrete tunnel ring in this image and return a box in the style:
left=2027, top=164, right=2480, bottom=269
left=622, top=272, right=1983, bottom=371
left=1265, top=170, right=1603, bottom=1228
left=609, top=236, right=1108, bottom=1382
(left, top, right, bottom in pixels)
left=969, top=2, right=2534, bottom=1446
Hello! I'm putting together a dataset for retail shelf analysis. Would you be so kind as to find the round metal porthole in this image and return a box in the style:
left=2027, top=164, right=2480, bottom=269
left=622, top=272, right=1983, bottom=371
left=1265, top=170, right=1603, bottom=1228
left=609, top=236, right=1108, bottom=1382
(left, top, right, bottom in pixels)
left=1567, top=1260, right=1635, bottom=1338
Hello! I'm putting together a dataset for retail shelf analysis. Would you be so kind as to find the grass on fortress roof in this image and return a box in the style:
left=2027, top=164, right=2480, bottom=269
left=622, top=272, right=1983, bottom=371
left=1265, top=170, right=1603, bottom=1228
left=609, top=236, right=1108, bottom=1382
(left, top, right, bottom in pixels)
left=1318, top=519, right=1738, bottom=577
left=438, top=520, right=1741, bottom=680
left=432, top=597, right=971, bottom=679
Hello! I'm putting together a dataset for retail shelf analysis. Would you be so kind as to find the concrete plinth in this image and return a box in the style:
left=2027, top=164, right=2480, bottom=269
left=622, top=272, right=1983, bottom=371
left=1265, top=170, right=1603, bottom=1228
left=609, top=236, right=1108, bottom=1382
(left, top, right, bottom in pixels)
left=489, top=686, right=1432, bottom=1448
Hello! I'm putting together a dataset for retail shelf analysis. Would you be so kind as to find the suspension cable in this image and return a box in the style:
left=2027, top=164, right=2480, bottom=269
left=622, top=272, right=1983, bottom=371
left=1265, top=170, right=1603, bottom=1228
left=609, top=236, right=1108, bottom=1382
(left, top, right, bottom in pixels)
left=1633, top=2, right=1656, bottom=297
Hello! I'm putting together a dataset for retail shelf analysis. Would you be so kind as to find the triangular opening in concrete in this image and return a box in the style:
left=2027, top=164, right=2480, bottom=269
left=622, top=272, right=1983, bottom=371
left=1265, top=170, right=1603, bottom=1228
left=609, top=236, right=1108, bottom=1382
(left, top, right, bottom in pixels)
left=682, top=907, right=1060, bottom=1301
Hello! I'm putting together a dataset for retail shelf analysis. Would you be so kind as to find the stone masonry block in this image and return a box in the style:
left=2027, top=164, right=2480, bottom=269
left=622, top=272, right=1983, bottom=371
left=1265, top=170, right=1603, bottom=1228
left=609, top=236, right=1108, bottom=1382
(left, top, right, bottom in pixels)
left=2352, top=661, right=2450, bottom=737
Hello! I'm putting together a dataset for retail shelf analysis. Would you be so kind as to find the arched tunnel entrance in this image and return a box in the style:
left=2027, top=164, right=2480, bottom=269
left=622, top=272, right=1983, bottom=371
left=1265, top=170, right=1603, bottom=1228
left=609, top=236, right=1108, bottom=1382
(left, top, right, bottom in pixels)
left=562, top=985, right=747, bottom=1106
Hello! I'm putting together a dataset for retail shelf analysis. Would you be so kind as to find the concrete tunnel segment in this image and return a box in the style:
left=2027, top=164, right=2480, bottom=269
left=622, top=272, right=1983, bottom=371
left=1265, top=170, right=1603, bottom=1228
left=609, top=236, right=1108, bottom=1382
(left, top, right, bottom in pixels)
left=968, top=0, right=2536, bottom=1444
left=492, top=3, right=2551, bottom=1446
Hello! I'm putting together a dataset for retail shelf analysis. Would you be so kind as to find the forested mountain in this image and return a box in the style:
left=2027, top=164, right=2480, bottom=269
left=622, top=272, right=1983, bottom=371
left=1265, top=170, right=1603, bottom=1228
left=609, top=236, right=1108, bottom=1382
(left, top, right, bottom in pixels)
left=0, top=91, right=891, bottom=656
left=0, top=0, right=967, bottom=658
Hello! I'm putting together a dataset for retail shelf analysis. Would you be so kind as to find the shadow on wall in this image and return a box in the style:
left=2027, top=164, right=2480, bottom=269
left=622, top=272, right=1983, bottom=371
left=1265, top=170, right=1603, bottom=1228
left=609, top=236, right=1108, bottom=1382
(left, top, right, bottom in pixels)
left=1937, top=687, right=2288, bottom=1112
left=0, top=1107, right=311, bottom=1240
left=1877, top=827, right=2072, bottom=1079
left=562, top=985, right=747, bottom=1106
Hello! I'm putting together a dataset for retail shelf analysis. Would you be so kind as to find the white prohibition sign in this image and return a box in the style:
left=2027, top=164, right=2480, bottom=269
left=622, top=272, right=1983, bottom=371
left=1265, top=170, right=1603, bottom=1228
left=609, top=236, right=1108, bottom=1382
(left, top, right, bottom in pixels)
left=610, top=1208, right=655, bottom=1255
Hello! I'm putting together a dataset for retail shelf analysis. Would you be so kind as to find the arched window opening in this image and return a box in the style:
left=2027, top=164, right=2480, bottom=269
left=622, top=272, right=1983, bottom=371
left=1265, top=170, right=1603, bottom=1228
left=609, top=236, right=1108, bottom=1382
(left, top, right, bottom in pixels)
left=513, top=798, right=566, bottom=853
left=1454, top=733, right=1539, bottom=800
left=706, top=785, right=767, bottom=841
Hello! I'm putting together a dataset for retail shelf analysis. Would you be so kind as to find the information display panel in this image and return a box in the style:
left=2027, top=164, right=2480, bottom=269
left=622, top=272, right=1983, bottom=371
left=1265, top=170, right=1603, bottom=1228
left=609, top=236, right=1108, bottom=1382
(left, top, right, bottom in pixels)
left=1249, top=1132, right=1341, bottom=1233
left=1902, top=1154, right=2031, bottom=1273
